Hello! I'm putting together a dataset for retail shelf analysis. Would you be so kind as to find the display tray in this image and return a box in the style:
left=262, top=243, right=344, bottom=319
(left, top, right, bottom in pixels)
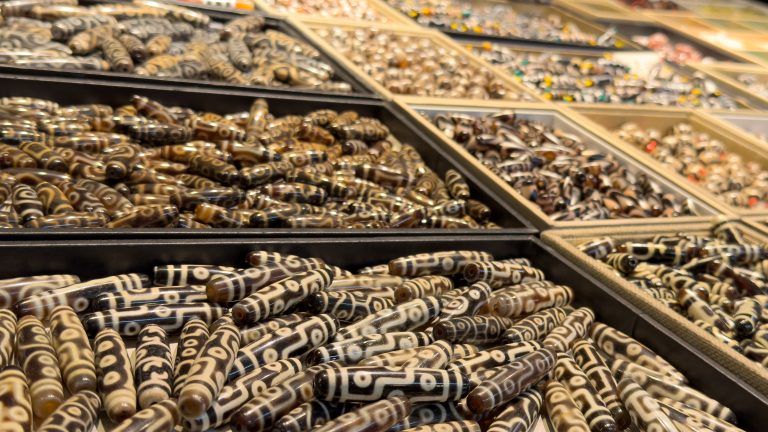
left=572, top=105, right=768, bottom=217
left=598, top=19, right=756, bottom=64
left=692, top=63, right=768, bottom=111
left=293, top=19, right=541, bottom=103
left=713, top=110, right=768, bottom=146
left=0, top=74, right=537, bottom=238
left=542, top=221, right=768, bottom=409
left=1, top=234, right=767, bottom=429
left=392, top=1, right=641, bottom=51
left=395, top=98, right=723, bottom=231
left=0, top=0, right=379, bottom=99
left=453, top=41, right=757, bottom=111
left=250, top=0, right=416, bottom=26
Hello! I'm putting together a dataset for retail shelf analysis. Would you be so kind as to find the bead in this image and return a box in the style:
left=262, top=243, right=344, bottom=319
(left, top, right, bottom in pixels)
left=206, top=259, right=325, bottom=303
left=308, top=331, right=431, bottom=364
left=439, top=282, right=492, bottom=318
left=657, top=398, right=744, bottom=432
left=229, top=363, right=335, bottom=432
left=463, top=262, right=545, bottom=288
left=12, top=183, right=43, bottom=224
left=388, top=251, right=494, bottom=277
left=433, top=316, right=514, bottom=344
left=313, top=397, right=411, bottom=432
left=94, top=328, right=136, bottom=422
left=112, top=399, right=180, bottom=432
left=82, top=303, right=226, bottom=337
left=542, top=307, right=595, bottom=352
left=15, top=273, right=148, bottom=319
left=334, top=297, right=441, bottom=341
left=229, top=314, right=338, bottom=381
left=231, top=268, right=333, bottom=325
left=273, top=400, right=350, bottom=432
left=486, top=388, right=542, bottom=432
left=315, top=366, right=468, bottom=403
left=182, top=359, right=303, bottom=431
left=572, top=340, right=630, bottom=429
left=0, top=311, right=16, bottom=368
left=394, top=276, right=453, bottom=303
left=448, top=340, right=542, bottom=375
left=154, top=264, right=237, bottom=286
left=37, top=390, right=100, bottom=432
left=173, top=319, right=209, bottom=397
left=134, top=325, right=173, bottom=409
left=553, top=353, right=617, bottom=432
left=578, top=237, right=617, bottom=260
left=48, top=305, right=97, bottom=393
left=465, top=347, right=556, bottom=412
left=545, top=379, right=590, bottom=432
left=239, top=313, right=311, bottom=344
left=623, top=370, right=736, bottom=423
left=92, top=286, right=207, bottom=310
left=306, top=291, right=394, bottom=321
left=618, top=378, right=678, bottom=432
left=591, top=323, right=686, bottom=382
left=16, top=315, right=65, bottom=419
left=179, top=316, right=240, bottom=418
left=489, top=284, right=573, bottom=318
left=503, top=307, right=567, bottom=343
left=0, top=366, right=33, bottom=432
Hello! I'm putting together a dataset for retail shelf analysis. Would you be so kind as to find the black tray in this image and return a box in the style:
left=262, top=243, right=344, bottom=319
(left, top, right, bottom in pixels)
left=0, top=74, right=536, bottom=238
left=1, top=234, right=765, bottom=429
left=0, top=0, right=378, bottom=99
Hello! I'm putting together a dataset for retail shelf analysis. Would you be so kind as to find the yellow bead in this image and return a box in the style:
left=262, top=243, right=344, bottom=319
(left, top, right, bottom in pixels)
left=543, top=93, right=553, bottom=100
left=584, top=79, right=593, bottom=87
left=481, top=42, right=492, bottom=50
left=563, top=95, right=574, bottom=102
left=691, top=88, right=702, bottom=95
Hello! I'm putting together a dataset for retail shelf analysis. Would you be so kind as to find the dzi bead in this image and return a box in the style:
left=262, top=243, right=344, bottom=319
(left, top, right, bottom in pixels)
left=93, top=328, right=136, bottom=423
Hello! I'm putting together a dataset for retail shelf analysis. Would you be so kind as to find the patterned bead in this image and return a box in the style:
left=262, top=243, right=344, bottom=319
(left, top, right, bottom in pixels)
left=488, top=283, right=573, bottom=318
left=231, top=268, right=333, bottom=325
left=82, top=303, right=226, bottom=337
left=388, top=251, right=494, bottom=277
left=229, top=314, right=339, bottom=381
left=173, top=319, right=209, bottom=397
left=239, top=313, right=311, bottom=345
left=14, top=273, right=148, bottom=319
left=314, top=366, right=469, bottom=403
left=334, top=297, right=441, bottom=341
left=37, top=390, right=100, bottom=432
left=273, top=400, right=350, bottom=432
left=0, top=366, right=33, bottom=432
left=94, top=328, right=136, bottom=423
left=15, top=315, right=65, bottom=419
left=0, top=310, right=16, bottom=368
left=230, top=363, right=337, bottom=432
left=572, top=340, right=630, bottom=429
left=49, top=305, right=97, bottom=393
left=134, top=324, right=173, bottom=409
left=112, top=399, right=180, bottom=432
left=311, top=396, right=412, bottom=432
left=545, top=379, right=590, bottom=432
left=553, top=353, right=617, bottom=432
left=591, top=323, right=685, bottom=383
left=154, top=264, right=237, bottom=286
left=308, top=331, right=432, bottom=364
left=182, top=359, right=303, bottom=431
left=542, top=307, right=595, bottom=352
left=466, top=347, right=556, bottom=412
left=486, top=389, right=542, bottom=432
left=433, top=316, right=514, bottom=344
left=179, top=316, right=240, bottom=418
left=503, top=307, right=567, bottom=343
left=618, top=378, right=678, bottom=432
